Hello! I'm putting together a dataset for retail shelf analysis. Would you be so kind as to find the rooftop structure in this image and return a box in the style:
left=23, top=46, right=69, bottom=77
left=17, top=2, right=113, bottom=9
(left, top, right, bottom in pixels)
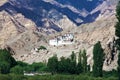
left=49, top=33, right=74, bottom=46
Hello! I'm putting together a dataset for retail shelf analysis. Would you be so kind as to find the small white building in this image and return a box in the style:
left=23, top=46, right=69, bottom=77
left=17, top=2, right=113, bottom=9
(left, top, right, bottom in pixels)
left=49, top=33, right=74, bottom=46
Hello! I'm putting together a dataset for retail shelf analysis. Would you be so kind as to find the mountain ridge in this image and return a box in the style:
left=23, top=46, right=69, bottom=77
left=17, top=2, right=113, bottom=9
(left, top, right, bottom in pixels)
left=0, top=0, right=118, bottom=28
left=0, top=0, right=119, bottom=71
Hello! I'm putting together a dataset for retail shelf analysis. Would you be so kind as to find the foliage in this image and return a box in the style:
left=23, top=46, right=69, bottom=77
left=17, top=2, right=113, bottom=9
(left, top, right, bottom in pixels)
left=58, top=57, right=70, bottom=73
left=82, top=49, right=87, bottom=73
left=76, top=49, right=88, bottom=74
left=76, top=50, right=83, bottom=74
left=70, top=51, right=76, bottom=62
left=103, top=70, right=118, bottom=78
left=76, top=61, right=83, bottom=74
left=17, top=61, right=28, bottom=67
left=0, top=48, right=117, bottom=80
left=115, top=1, right=120, bottom=80
left=30, top=62, right=47, bottom=72
left=69, top=51, right=77, bottom=74
left=57, top=56, right=77, bottom=74
left=93, top=41, right=104, bottom=77
left=0, top=74, right=118, bottom=80
left=47, top=50, right=88, bottom=74
left=10, top=61, right=48, bottom=74
left=38, top=46, right=47, bottom=50
left=0, top=61, right=10, bottom=74
left=118, top=51, right=120, bottom=80
left=0, top=49, right=17, bottom=74
left=18, top=62, right=48, bottom=73
left=0, top=74, right=11, bottom=80
left=47, top=55, right=58, bottom=74
left=10, top=74, right=27, bottom=80
left=10, top=66, right=24, bottom=74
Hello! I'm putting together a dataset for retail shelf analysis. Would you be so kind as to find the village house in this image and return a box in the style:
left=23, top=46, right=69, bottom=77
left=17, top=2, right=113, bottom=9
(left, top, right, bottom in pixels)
left=49, top=33, right=74, bottom=46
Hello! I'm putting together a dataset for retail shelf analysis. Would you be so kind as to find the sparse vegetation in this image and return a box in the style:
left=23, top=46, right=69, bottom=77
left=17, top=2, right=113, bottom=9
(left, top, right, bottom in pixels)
left=38, top=46, right=47, bottom=50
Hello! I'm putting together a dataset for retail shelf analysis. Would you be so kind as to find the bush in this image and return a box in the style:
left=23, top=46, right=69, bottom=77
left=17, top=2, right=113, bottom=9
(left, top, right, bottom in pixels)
left=103, top=70, right=118, bottom=78
left=0, top=74, right=11, bottom=80
left=0, top=49, right=17, bottom=74
left=38, top=46, right=47, bottom=50
left=31, top=62, right=47, bottom=72
left=17, top=61, right=28, bottom=67
left=10, top=74, right=27, bottom=80
left=23, top=62, right=48, bottom=73
left=0, top=61, right=10, bottom=74
left=10, top=66, right=24, bottom=74
left=47, top=55, right=58, bottom=74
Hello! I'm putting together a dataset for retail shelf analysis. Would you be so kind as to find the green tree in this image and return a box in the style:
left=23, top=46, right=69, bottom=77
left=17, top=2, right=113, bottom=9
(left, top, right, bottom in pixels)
left=76, top=50, right=83, bottom=74
left=58, top=57, right=71, bottom=73
left=10, top=66, right=24, bottom=74
left=93, top=41, right=104, bottom=77
left=0, top=49, right=17, bottom=74
left=17, top=61, right=28, bottom=67
left=22, top=62, right=48, bottom=73
left=87, top=65, right=90, bottom=72
left=69, top=51, right=77, bottom=74
left=24, top=65, right=34, bottom=72
left=118, top=51, right=120, bottom=80
left=0, top=62, right=10, bottom=74
left=82, top=49, right=87, bottom=73
left=70, top=51, right=76, bottom=62
left=47, top=55, right=58, bottom=74
left=115, top=1, right=120, bottom=80
left=31, top=62, right=47, bottom=72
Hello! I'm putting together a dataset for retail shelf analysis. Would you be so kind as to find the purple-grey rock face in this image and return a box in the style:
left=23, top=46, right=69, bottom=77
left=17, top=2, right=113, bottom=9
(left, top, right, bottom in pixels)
left=0, top=0, right=118, bottom=31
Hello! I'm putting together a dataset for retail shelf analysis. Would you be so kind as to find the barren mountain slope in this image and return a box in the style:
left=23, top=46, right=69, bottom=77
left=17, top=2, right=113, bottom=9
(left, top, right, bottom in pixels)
left=0, top=0, right=119, bottom=71
left=8, top=14, right=117, bottom=71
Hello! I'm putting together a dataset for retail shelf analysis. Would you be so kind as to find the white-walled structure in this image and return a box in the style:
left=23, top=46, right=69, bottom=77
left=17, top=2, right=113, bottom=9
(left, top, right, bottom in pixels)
left=49, top=33, right=74, bottom=46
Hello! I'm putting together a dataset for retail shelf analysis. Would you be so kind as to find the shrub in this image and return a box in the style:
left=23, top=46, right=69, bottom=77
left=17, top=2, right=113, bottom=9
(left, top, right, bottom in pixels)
left=10, top=66, right=24, bottom=74
left=38, top=46, right=47, bottom=50
left=0, top=49, right=17, bottom=74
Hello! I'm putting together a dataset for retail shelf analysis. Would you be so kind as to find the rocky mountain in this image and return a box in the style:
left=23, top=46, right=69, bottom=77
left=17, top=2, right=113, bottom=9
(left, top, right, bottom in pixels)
left=0, top=0, right=119, bottom=71
left=0, top=0, right=118, bottom=30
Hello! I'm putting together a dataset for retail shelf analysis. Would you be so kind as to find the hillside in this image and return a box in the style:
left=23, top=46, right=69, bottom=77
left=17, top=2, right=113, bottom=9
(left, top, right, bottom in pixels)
left=0, top=0, right=119, bottom=71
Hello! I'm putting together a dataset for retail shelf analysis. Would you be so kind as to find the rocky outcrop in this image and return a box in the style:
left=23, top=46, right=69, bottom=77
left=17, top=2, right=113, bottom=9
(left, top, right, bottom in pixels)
left=103, top=37, right=118, bottom=71
left=0, top=11, right=18, bottom=48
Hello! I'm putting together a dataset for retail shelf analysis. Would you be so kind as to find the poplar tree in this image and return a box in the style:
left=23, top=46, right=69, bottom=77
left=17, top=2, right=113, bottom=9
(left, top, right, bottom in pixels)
left=93, top=41, right=104, bottom=77
left=69, top=51, right=77, bottom=74
left=82, top=49, right=87, bottom=73
left=76, top=50, right=83, bottom=74
left=47, top=55, right=58, bottom=74
left=115, top=1, right=120, bottom=80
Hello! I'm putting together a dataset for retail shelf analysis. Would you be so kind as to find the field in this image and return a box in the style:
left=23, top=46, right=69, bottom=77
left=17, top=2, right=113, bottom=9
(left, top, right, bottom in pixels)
left=0, top=73, right=118, bottom=80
